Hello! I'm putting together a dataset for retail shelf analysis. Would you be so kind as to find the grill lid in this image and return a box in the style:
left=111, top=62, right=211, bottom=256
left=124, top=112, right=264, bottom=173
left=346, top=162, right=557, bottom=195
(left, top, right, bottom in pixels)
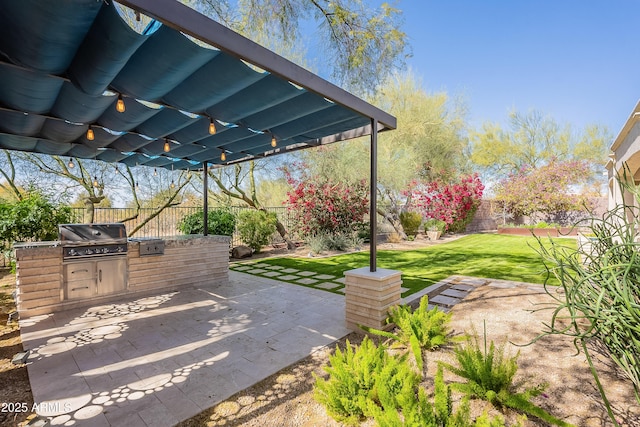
left=59, top=223, right=127, bottom=243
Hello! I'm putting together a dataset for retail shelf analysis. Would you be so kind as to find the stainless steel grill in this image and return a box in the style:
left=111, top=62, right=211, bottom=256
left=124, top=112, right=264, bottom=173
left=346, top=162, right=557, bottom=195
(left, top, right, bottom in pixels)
left=59, top=223, right=127, bottom=259
left=58, top=223, right=128, bottom=300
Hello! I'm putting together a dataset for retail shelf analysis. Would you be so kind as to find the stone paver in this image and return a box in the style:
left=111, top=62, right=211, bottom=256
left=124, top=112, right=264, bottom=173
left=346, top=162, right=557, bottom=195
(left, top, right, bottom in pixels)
left=441, top=288, right=469, bottom=299
left=231, top=265, right=252, bottom=271
left=277, top=275, right=299, bottom=281
left=263, top=265, right=284, bottom=270
left=261, top=271, right=282, bottom=277
left=314, top=274, right=336, bottom=280
left=296, top=278, right=318, bottom=285
left=246, top=268, right=269, bottom=274
left=19, top=271, right=350, bottom=427
left=280, top=268, right=300, bottom=274
left=315, top=282, right=341, bottom=290
left=430, top=294, right=460, bottom=307
left=297, top=271, right=316, bottom=277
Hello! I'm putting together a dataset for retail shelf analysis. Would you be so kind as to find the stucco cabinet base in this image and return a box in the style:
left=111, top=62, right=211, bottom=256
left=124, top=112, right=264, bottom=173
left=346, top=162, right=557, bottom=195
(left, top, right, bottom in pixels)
left=14, top=235, right=230, bottom=317
left=344, top=267, right=402, bottom=332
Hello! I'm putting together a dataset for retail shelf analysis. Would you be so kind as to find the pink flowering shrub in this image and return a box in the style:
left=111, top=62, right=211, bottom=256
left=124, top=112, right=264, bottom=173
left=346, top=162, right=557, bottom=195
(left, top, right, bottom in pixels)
left=407, top=172, right=484, bottom=233
left=494, top=160, right=591, bottom=220
left=284, top=168, right=369, bottom=237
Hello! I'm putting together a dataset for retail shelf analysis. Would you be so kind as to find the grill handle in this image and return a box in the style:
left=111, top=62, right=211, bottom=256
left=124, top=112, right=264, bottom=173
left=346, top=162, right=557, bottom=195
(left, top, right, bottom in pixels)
left=72, top=269, right=89, bottom=274
left=99, top=269, right=102, bottom=282
left=71, top=286, right=89, bottom=291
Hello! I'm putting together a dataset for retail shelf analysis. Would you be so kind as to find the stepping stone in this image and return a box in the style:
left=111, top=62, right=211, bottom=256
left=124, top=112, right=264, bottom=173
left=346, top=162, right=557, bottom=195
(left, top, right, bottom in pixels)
left=281, top=268, right=300, bottom=274
left=487, top=281, right=517, bottom=288
left=297, top=271, right=316, bottom=277
left=247, top=268, right=269, bottom=274
left=233, top=265, right=253, bottom=271
left=264, top=265, right=284, bottom=270
left=400, top=287, right=410, bottom=293
left=296, top=278, right=318, bottom=285
left=252, top=263, right=273, bottom=268
left=451, top=284, right=475, bottom=292
left=458, top=278, right=487, bottom=286
left=278, top=275, right=299, bottom=281
left=262, top=271, right=283, bottom=277
left=430, top=295, right=460, bottom=308
left=335, top=287, right=345, bottom=294
left=315, top=282, right=340, bottom=290
left=334, top=277, right=346, bottom=284
left=315, top=274, right=336, bottom=280
left=441, top=288, right=469, bottom=299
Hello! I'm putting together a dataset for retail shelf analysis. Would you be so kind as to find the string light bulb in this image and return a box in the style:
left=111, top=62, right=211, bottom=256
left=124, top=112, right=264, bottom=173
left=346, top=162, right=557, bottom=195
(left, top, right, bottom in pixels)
left=163, top=138, right=171, bottom=152
left=271, top=136, right=277, bottom=148
left=68, top=158, right=75, bottom=169
left=208, top=118, right=216, bottom=135
left=170, top=179, right=175, bottom=189
left=221, top=150, right=226, bottom=161
left=93, top=176, right=99, bottom=188
left=153, top=167, right=158, bottom=177
left=86, top=126, right=94, bottom=141
left=116, top=95, right=125, bottom=113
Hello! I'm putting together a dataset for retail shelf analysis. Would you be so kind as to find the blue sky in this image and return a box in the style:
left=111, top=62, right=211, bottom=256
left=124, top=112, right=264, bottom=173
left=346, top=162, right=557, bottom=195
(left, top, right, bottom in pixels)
left=400, top=1, right=640, bottom=136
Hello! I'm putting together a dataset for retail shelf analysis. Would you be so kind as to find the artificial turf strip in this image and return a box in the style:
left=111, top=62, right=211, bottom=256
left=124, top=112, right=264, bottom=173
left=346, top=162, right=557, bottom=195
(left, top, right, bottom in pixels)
left=234, top=234, right=575, bottom=297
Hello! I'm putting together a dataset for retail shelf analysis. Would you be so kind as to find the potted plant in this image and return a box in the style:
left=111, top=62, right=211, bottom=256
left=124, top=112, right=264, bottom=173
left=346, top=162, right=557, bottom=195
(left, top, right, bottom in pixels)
left=424, top=219, right=445, bottom=241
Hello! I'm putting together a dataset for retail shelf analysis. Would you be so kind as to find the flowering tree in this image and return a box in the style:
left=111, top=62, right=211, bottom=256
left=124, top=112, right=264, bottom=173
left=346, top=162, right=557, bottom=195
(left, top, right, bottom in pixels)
left=493, top=160, right=592, bottom=221
left=284, top=167, right=369, bottom=237
left=407, top=172, right=484, bottom=233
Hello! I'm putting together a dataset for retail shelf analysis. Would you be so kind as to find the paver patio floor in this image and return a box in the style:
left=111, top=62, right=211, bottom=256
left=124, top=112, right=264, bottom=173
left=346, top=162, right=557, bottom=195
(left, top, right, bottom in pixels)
left=19, top=271, right=350, bottom=426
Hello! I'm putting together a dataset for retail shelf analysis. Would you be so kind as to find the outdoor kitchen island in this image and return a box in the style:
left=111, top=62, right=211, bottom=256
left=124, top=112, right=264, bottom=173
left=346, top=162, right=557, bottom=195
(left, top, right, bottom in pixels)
left=14, top=230, right=230, bottom=318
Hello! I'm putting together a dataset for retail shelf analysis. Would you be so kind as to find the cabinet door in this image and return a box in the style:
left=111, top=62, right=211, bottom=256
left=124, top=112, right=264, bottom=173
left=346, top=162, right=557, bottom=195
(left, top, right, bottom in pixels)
left=96, top=258, right=127, bottom=295
left=64, top=262, right=96, bottom=299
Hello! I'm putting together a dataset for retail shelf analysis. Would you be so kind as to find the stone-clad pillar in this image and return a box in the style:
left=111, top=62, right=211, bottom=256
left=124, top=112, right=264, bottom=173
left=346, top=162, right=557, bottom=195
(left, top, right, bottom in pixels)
left=344, top=267, right=402, bottom=332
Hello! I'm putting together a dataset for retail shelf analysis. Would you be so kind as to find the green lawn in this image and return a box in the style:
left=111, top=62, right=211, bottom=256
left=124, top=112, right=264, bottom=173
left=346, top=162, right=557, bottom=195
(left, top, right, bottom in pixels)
left=234, top=234, right=575, bottom=297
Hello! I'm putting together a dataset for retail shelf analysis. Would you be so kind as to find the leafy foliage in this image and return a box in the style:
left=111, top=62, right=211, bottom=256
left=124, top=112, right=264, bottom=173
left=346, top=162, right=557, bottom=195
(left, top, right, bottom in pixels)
left=368, top=366, right=518, bottom=427
left=469, top=109, right=609, bottom=181
left=407, top=172, right=484, bottom=232
left=533, top=167, right=640, bottom=426
left=440, top=331, right=573, bottom=427
left=0, top=190, right=75, bottom=253
left=313, top=337, right=420, bottom=425
left=236, top=209, right=277, bottom=253
left=494, top=160, right=593, bottom=222
left=177, top=208, right=236, bottom=236
left=399, top=211, right=422, bottom=238
left=362, top=296, right=452, bottom=373
left=284, top=168, right=369, bottom=238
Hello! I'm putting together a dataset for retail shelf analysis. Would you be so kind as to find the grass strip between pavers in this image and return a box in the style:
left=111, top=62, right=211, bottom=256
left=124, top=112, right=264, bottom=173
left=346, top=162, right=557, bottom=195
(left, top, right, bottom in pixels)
left=230, top=234, right=576, bottom=297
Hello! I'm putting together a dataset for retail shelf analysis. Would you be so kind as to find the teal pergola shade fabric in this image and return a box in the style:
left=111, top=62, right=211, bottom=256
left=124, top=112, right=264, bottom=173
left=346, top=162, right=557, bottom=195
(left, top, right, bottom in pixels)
left=0, top=0, right=389, bottom=171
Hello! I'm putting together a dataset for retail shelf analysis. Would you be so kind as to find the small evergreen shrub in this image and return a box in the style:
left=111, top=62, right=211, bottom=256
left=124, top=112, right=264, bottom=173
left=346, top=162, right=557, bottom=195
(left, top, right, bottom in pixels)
left=177, top=208, right=236, bottom=235
left=326, top=232, right=351, bottom=251
left=363, top=296, right=452, bottom=372
left=440, top=329, right=573, bottom=427
left=236, top=210, right=277, bottom=253
left=399, top=211, right=422, bottom=238
left=306, top=232, right=329, bottom=255
left=313, top=337, right=420, bottom=425
left=424, top=218, right=446, bottom=232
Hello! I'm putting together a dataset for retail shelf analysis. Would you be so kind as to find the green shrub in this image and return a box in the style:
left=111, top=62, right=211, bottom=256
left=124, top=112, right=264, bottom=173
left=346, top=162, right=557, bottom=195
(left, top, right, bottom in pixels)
left=0, top=190, right=75, bottom=254
left=363, top=296, right=451, bottom=372
left=313, top=337, right=420, bottom=425
left=440, top=329, right=573, bottom=427
left=326, top=232, right=351, bottom=251
left=236, top=209, right=277, bottom=253
left=367, top=366, right=517, bottom=427
left=424, top=218, right=446, bottom=232
left=306, top=232, right=329, bottom=255
left=177, top=208, right=236, bottom=235
left=399, top=211, right=422, bottom=238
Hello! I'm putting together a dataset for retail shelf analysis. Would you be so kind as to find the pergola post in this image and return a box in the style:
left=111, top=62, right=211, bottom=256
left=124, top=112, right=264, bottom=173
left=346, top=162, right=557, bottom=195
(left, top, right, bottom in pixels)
left=203, top=161, right=208, bottom=236
left=344, top=120, right=402, bottom=332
